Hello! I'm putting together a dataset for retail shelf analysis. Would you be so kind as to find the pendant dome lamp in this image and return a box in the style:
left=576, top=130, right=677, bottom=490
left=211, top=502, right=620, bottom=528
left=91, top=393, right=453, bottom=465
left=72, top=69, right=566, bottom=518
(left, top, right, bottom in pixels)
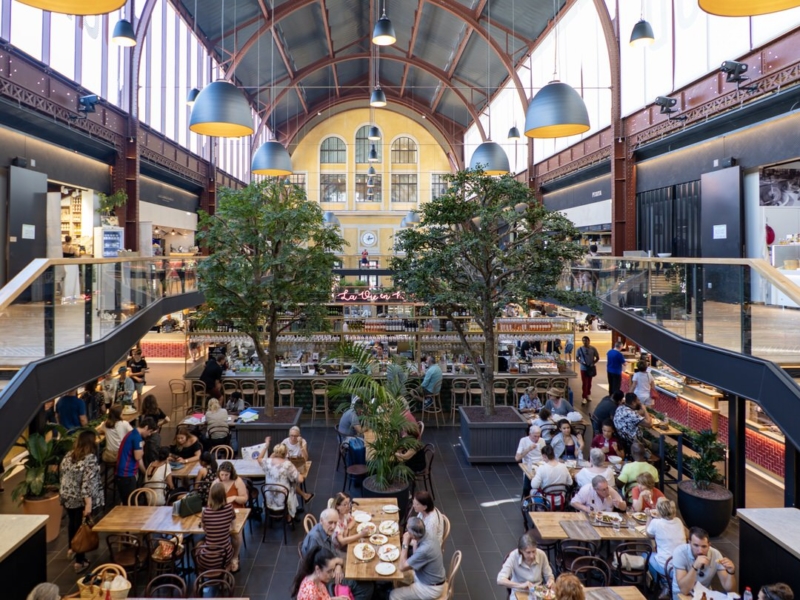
left=367, top=166, right=377, bottom=176
left=629, top=19, right=654, bottom=46
left=372, top=0, right=396, bottom=46
left=507, top=126, right=521, bottom=140
left=111, top=19, right=136, bottom=46
left=405, top=210, right=420, bottom=224
left=189, top=80, right=254, bottom=137
left=698, top=0, right=800, bottom=16
left=367, top=177, right=375, bottom=188
left=369, top=145, right=379, bottom=162
left=186, top=88, right=201, bottom=107
left=15, top=0, right=124, bottom=15
left=368, top=126, right=381, bottom=140
left=506, top=0, right=520, bottom=141
left=370, top=86, right=387, bottom=107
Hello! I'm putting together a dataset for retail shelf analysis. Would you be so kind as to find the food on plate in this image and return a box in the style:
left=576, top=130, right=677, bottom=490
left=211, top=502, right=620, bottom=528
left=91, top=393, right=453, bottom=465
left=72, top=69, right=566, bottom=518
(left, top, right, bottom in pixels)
left=594, top=513, right=622, bottom=524
left=632, top=512, right=648, bottom=522
left=352, top=511, right=372, bottom=523
left=357, top=522, right=377, bottom=535
left=379, top=520, right=399, bottom=535
left=369, top=534, right=388, bottom=545
left=533, top=584, right=556, bottom=599
left=354, top=543, right=376, bottom=561
left=379, top=544, right=400, bottom=561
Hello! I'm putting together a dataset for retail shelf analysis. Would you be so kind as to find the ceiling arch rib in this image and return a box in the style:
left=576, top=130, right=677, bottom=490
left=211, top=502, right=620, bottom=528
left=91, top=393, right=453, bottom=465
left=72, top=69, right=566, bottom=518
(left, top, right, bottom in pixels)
left=253, top=53, right=487, bottom=145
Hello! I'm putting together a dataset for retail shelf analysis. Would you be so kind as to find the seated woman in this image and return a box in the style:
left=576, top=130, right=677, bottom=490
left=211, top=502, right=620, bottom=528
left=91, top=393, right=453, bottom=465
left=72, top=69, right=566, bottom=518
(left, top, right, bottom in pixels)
left=169, top=425, right=203, bottom=466
left=214, top=461, right=248, bottom=509
left=101, top=404, right=132, bottom=464
left=198, top=481, right=238, bottom=573
left=412, top=491, right=445, bottom=547
left=550, top=419, right=585, bottom=460
left=141, top=394, right=168, bottom=424
left=143, top=447, right=175, bottom=505
left=291, top=547, right=348, bottom=600
left=646, top=498, right=687, bottom=581
left=530, top=445, right=573, bottom=509
left=518, top=386, right=543, bottom=412
left=205, top=398, right=230, bottom=447
left=195, top=451, right=218, bottom=504
left=554, top=573, right=585, bottom=600
left=543, top=388, right=573, bottom=417
left=631, top=471, right=664, bottom=511
left=574, top=448, right=616, bottom=489
left=257, top=437, right=313, bottom=520
left=590, top=419, right=625, bottom=459
left=282, top=426, right=309, bottom=463
left=496, top=532, right=555, bottom=593
left=329, top=492, right=369, bottom=555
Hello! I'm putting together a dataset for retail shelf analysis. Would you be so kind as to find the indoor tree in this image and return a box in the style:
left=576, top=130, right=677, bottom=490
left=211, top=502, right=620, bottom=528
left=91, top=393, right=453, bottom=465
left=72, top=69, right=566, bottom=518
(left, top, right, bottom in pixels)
left=197, top=179, right=345, bottom=417
left=392, top=168, right=592, bottom=416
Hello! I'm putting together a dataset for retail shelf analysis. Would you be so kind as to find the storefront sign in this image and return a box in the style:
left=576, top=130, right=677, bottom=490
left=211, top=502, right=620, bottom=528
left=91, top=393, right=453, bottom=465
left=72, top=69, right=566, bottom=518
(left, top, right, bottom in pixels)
left=335, top=290, right=407, bottom=302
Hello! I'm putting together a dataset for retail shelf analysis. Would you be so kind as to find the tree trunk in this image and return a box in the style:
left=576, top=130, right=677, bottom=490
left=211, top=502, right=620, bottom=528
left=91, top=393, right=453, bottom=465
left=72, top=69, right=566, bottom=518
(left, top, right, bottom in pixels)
left=481, top=322, right=495, bottom=417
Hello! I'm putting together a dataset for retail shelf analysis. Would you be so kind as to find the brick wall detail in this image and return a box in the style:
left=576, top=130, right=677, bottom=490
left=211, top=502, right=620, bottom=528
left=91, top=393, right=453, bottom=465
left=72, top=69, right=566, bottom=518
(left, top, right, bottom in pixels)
left=141, top=341, right=186, bottom=358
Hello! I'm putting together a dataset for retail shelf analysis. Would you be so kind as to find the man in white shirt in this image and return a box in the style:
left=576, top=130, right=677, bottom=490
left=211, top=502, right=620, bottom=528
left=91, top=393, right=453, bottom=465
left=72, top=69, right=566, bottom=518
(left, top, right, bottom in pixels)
left=571, top=475, right=627, bottom=514
left=516, top=425, right=546, bottom=498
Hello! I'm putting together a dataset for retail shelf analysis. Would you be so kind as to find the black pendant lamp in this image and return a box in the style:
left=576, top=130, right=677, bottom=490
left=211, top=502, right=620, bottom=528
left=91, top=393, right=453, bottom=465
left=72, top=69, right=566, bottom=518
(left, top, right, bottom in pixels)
left=367, top=166, right=377, bottom=176
left=15, top=0, right=125, bottom=15
left=507, top=126, right=521, bottom=140
left=699, top=0, right=800, bottom=16
left=469, top=141, right=510, bottom=175
left=112, top=19, right=136, bottom=46
left=186, top=88, right=200, bottom=107
left=370, top=87, right=387, bottom=107
left=189, top=80, right=254, bottom=137
left=368, top=126, right=381, bottom=140
left=372, top=0, right=396, bottom=46
left=524, top=81, right=590, bottom=138
left=369, top=145, right=379, bottom=162
left=367, top=177, right=375, bottom=188
left=252, top=140, right=293, bottom=176
left=629, top=19, right=654, bottom=47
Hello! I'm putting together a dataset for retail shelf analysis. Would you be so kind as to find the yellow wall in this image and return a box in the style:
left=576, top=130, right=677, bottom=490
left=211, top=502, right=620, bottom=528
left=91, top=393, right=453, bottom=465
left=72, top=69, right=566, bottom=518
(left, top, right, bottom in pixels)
left=291, top=108, right=451, bottom=269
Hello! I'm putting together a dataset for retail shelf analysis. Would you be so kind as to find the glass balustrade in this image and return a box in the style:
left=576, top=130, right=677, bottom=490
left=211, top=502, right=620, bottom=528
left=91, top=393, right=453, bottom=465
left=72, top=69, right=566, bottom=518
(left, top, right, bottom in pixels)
left=0, top=257, right=202, bottom=366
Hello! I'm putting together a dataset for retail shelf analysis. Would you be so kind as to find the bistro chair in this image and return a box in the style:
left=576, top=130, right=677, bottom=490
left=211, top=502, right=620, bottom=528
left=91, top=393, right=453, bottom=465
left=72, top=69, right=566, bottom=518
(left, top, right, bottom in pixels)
left=190, top=380, right=209, bottom=411
left=440, top=513, right=451, bottom=551
left=421, top=391, right=443, bottom=427
left=551, top=378, right=569, bottom=396
left=206, top=425, right=232, bottom=449
left=411, top=443, right=436, bottom=499
left=571, top=423, right=587, bottom=438
left=513, top=378, right=532, bottom=406
left=168, top=379, right=190, bottom=422
left=210, top=444, right=235, bottom=460
left=467, top=379, right=483, bottom=406
left=128, top=487, right=158, bottom=506
left=303, top=514, right=317, bottom=534
left=166, top=490, right=188, bottom=504
left=145, top=534, right=183, bottom=580
left=277, top=379, right=295, bottom=407
left=256, top=380, right=267, bottom=406
left=493, top=379, right=509, bottom=406
left=556, top=540, right=598, bottom=573
left=571, top=556, right=611, bottom=587
left=192, top=568, right=236, bottom=597
left=260, top=483, right=291, bottom=544
left=540, top=483, right=571, bottom=511
left=239, top=379, right=257, bottom=407
left=106, top=534, right=148, bottom=589
left=221, top=379, right=239, bottom=402
left=339, top=442, right=369, bottom=492
left=434, top=549, right=462, bottom=600
left=144, top=573, right=187, bottom=598
left=310, top=379, right=330, bottom=425
left=534, top=379, right=550, bottom=402
left=613, top=541, right=652, bottom=590
left=334, top=427, right=347, bottom=472
left=450, top=378, right=469, bottom=424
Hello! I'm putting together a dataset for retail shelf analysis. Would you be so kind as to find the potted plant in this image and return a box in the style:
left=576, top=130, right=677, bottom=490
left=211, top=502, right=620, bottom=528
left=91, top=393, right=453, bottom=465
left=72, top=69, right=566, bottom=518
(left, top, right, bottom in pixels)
left=331, top=342, right=421, bottom=515
left=677, top=429, right=733, bottom=537
left=97, top=190, right=128, bottom=226
left=392, top=169, right=594, bottom=462
left=12, top=425, right=74, bottom=543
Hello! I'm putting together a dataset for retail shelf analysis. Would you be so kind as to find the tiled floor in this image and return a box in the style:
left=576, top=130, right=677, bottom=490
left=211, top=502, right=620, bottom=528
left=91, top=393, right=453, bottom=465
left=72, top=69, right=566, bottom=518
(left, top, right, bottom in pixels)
left=0, top=363, right=786, bottom=599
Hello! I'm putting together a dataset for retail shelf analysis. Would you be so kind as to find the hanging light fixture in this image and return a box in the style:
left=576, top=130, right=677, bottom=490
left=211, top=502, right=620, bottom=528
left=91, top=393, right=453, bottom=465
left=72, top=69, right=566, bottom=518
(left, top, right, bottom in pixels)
left=698, top=0, right=800, bottom=16
left=251, top=9, right=292, bottom=176
left=15, top=0, right=124, bottom=15
left=524, top=0, right=590, bottom=138
left=372, top=0, right=396, bottom=46
left=469, top=2, right=509, bottom=175
left=368, top=126, right=381, bottom=140
left=111, top=19, right=136, bottom=46
left=186, top=0, right=201, bottom=105
left=507, top=126, right=521, bottom=140
left=367, top=166, right=376, bottom=176
left=369, top=145, right=379, bottom=162
left=507, top=0, right=521, bottom=141
left=370, top=87, right=387, bottom=107
left=190, top=1, right=253, bottom=137
left=405, top=211, right=420, bottom=224
left=630, top=1, right=654, bottom=47
left=367, top=177, right=375, bottom=188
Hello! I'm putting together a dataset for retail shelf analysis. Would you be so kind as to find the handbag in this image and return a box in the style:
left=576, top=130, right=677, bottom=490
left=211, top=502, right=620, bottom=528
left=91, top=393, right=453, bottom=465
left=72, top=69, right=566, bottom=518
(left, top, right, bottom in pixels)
left=71, top=517, right=99, bottom=554
left=588, top=365, right=597, bottom=378
left=335, top=584, right=355, bottom=600
left=174, top=492, right=203, bottom=518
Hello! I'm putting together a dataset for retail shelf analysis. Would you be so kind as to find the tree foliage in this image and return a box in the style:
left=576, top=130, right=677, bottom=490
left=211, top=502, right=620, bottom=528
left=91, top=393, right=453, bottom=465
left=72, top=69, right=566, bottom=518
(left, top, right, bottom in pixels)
left=197, top=180, right=345, bottom=416
left=391, top=169, right=592, bottom=415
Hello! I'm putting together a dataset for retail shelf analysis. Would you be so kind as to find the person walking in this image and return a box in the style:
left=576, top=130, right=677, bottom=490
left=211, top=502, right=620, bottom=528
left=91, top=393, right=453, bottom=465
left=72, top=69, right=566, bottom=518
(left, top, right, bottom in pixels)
left=606, top=342, right=626, bottom=395
left=576, top=336, right=599, bottom=405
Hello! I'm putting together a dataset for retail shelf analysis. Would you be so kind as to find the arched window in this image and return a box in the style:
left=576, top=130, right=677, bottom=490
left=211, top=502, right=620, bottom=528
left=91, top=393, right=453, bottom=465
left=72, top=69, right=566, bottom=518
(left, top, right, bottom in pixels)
left=391, top=137, right=417, bottom=164
left=320, top=137, right=346, bottom=163
left=355, top=125, right=381, bottom=164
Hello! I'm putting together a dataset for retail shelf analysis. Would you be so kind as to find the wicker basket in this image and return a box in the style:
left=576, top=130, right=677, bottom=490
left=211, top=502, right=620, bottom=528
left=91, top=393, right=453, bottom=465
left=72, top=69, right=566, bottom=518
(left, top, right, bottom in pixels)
left=76, top=564, right=130, bottom=599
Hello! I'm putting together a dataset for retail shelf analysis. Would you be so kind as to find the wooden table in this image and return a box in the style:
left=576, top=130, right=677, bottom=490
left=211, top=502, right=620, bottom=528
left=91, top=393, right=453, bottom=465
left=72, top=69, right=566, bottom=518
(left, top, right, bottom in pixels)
left=172, top=458, right=312, bottom=480
left=528, top=512, right=648, bottom=541
left=644, top=419, right=684, bottom=491
left=344, top=498, right=404, bottom=582
left=92, top=505, right=250, bottom=535
left=513, top=587, right=646, bottom=600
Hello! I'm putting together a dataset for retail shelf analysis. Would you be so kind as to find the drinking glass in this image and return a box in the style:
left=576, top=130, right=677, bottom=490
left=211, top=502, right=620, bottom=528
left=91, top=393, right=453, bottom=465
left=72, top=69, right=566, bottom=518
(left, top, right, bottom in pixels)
left=612, top=520, right=621, bottom=533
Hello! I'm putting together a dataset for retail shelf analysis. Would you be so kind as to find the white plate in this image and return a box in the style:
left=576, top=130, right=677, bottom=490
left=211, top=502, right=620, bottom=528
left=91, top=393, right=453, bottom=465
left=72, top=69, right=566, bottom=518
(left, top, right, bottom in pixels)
left=353, top=511, right=372, bottom=523
left=379, top=544, right=399, bottom=561
left=357, top=522, right=377, bottom=535
left=369, top=534, right=388, bottom=545
left=375, top=562, right=396, bottom=576
left=353, top=543, right=376, bottom=561
left=379, top=520, right=399, bottom=535
left=382, top=504, right=399, bottom=513
left=607, top=455, right=623, bottom=465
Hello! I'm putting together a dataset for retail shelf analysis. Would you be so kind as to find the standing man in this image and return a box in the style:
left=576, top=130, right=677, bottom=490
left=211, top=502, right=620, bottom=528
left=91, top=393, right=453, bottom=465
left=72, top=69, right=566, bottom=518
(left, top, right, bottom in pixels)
left=116, top=366, right=135, bottom=408
left=55, top=390, right=87, bottom=433
left=127, top=349, right=149, bottom=411
left=199, top=353, right=226, bottom=400
left=421, top=356, right=443, bottom=409
left=672, top=527, right=736, bottom=600
left=391, top=517, right=447, bottom=600
left=576, top=336, right=600, bottom=406
left=606, top=342, right=626, bottom=395
left=115, top=417, right=156, bottom=505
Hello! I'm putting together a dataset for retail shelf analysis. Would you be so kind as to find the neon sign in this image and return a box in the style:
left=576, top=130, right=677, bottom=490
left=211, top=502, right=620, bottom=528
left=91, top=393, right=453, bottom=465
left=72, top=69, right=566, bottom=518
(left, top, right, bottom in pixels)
left=335, top=290, right=407, bottom=302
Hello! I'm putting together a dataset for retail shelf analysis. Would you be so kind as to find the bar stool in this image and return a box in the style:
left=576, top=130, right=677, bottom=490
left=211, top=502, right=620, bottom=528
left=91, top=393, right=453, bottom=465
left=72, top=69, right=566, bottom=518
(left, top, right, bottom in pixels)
left=256, top=381, right=267, bottom=407
left=493, top=379, right=509, bottom=406
left=513, top=378, right=531, bottom=407
left=239, top=380, right=257, bottom=407
left=551, top=378, right=568, bottom=396
left=467, top=379, right=483, bottom=406
left=169, top=379, right=190, bottom=422
left=421, top=390, right=443, bottom=428
left=534, top=378, right=550, bottom=403
left=310, top=379, right=330, bottom=425
left=277, top=380, right=295, bottom=407
left=190, top=381, right=209, bottom=411
left=450, top=378, right=468, bottom=424
left=222, top=380, right=239, bottom=403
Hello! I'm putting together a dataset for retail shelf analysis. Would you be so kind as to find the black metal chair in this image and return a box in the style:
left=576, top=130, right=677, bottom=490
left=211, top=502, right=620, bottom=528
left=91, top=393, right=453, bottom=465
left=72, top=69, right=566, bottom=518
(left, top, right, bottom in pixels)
left=106, top=533, right=148, bottom=589
left=411, top=443, right=436, bottom=499
left=339, top=442, right=368, bottom=492
left=144, top=573, right=187, bottom=598
left=556, top=540, right=598, bottom=574
left=613, top=541, right=653, bottom=591
left=334, top=427, right=346, bottom=472
left=571, top=556, right=611, bottom=587
left=540, top=483, right=571, bottom=511
left=144, top=534, right=183, bottom=580
left=260, top=482, right=291, bottom=544
left=192, top=568, right=236, bottom=597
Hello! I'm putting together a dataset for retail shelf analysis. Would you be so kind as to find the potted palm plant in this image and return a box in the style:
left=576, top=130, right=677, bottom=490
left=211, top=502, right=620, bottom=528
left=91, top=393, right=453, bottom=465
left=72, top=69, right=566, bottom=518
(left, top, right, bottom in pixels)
left=331, top=343, right=421, bottom=515
left=97, top=190, right=128, bottom=227
left=12, top=424, right=75, bottom=543
left=677, top=429, right=733, bottom=537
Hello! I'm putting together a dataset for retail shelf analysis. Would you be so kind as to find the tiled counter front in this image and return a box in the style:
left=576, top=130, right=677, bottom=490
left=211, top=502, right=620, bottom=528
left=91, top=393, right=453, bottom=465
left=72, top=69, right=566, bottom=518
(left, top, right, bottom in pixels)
left=622, top=374, right=785, bottom=478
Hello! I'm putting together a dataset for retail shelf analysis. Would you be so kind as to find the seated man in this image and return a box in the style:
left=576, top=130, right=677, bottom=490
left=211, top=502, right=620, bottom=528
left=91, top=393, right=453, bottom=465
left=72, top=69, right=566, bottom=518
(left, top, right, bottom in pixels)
left=338, top=397, right=364, bottom=439
left=592, top=390, right=624, bottom=433
left=391, top=517, right=447, bottom=600
left=616, top=442, right=659, bottom=499
left=672, top=527, right=736, bottom=600
left=420, top=356, right=443, bottom=409
left=613, top=392, right=652, bottom=447
left=516, top=425, right=545, bottom=497
left=570, top=475, right=627, bottom=514
left=497, top=532, right=555, bottom=594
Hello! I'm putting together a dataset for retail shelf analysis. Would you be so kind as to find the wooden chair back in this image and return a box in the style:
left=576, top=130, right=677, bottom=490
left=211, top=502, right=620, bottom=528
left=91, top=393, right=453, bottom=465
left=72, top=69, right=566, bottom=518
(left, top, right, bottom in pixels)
left=144, top=573, right=187, bottom=598
left=303, top=513, right=317, bottom=534
left=128, top=487, right=159, bottom=506
left=211, top=444, right=235, bottom=460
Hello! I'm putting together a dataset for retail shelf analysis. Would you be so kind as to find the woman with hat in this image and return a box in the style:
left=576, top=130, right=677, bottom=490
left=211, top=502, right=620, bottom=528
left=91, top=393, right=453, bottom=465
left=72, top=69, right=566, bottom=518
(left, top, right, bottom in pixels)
left=518, top=386, right=543, bottom=412
left=544, top=387, right=573, bottom=417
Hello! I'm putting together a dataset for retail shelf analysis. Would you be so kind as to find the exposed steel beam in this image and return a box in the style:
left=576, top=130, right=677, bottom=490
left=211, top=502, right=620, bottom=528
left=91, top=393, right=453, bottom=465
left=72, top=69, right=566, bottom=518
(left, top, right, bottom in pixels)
left=473, top=0, right=488, bottom=20
left=319, top=0, right=339, bottom=97
left=407, top=0, right=424, bottom=58
left=399, top=65, right=410, bottom=98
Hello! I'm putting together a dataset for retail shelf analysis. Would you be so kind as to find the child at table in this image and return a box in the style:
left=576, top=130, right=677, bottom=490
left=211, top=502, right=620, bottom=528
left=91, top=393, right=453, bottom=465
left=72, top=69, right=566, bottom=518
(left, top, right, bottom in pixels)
left=590, top=419, right=625, bottom=459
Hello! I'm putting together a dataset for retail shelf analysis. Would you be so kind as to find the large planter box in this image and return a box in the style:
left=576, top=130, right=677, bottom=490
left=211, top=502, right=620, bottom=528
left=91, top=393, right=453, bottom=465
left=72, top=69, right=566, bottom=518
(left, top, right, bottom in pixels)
left=236, top=407, right=303, bottom=448
left=459, top=406, right=529, bottom=464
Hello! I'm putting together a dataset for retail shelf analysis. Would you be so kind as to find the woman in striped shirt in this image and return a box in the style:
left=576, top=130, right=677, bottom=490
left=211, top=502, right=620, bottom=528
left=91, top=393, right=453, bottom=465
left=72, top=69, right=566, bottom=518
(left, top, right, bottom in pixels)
left=200, top=482, right=238, bottom=572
